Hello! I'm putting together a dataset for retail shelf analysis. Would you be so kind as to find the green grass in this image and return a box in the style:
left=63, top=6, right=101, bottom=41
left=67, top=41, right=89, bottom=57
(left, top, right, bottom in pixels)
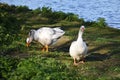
left=1, top=21, right=120, bottom=80
left=1, top=51, right=120, bottom=80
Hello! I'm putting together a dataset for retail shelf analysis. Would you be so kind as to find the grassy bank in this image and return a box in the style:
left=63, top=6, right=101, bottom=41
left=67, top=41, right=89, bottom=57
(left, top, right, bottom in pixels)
left=0, top=3, right=120, bottom=80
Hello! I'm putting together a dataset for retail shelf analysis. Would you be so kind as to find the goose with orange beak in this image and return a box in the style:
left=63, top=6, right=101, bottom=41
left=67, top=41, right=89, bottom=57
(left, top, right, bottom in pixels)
left=26, top=27, right=65, bottom=52
left=69, top=25, right=88, bottom=66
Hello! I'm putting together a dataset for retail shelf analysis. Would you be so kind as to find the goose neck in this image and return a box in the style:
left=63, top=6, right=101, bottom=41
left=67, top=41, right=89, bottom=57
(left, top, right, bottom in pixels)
left=77, top=31, right=83, bottom=42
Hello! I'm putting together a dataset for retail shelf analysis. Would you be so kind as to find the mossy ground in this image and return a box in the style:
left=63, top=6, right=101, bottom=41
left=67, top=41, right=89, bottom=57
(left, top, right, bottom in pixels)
left=3, top=22, right=119, bottom=80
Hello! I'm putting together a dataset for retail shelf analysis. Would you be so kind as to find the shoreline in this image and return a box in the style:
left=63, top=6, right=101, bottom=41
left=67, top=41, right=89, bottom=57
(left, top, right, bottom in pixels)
left=0, top=0, right=120, bottom=29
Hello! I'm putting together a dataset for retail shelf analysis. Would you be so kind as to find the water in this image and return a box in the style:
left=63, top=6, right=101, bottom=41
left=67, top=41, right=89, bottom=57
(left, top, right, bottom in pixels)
left=1, top=0, right=120, bottom=29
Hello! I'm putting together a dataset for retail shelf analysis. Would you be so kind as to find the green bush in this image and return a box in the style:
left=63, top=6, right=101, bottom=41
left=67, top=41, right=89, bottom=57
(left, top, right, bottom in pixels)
left=8, top=55, right=82, bottom=80
left=52, top=11, right=67, bottom=20
left=0, top=55, right=19, bottom=79
left=16, top=6, right=29, bottom=13
left=40, top=7, right=80, bottom=22
left=41, top=7, right=52, bottom=18
left=0, top=3, right=14, bottom=13
left=32, top=7, right=41, bottom=14
left=0, top=12, right=20, bottom=51
left=96, top=18, right=107, bottom=27
left=85, top=18, right=107, bottom=28
left=65, top=13, right=79, bottom=21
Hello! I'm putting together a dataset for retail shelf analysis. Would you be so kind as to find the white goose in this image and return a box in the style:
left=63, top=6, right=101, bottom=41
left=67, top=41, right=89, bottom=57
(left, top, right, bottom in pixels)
left=69, top=25, right=88, bottom=65
left=26, top=27, right=65, bottom=52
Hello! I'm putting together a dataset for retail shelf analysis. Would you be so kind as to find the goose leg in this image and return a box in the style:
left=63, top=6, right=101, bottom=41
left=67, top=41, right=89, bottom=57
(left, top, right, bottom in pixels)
left=79, top=60, right=84, bottom=64
left=79, top=57, right=85, bottom=64
left=45, top=45, right=49, bottom=52
left=42, top=46, right=45, bottom=52
left=73, top=58, right=78, bottom=66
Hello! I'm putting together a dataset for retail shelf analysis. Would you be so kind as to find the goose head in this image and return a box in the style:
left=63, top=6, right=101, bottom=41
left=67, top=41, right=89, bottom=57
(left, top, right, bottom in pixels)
left=80, top=25, right=85, bottom=32
left=26, top=29, right=35, bottom=47
left=78, top=25, right=85, bottom=36
left=26, top=37, right=33, bottom=47
left=77, top=25, right=85, bottom=41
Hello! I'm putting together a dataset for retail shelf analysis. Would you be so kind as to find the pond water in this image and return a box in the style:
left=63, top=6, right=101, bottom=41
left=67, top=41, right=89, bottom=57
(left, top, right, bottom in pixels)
left=1, top=0, right=120, bottom=29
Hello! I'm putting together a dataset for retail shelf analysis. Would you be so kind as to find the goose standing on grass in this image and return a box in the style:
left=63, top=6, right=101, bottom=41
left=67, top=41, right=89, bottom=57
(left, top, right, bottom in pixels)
left=26, top=27, right=65, bottom=52
left=69, top=25, right=88, bottom=65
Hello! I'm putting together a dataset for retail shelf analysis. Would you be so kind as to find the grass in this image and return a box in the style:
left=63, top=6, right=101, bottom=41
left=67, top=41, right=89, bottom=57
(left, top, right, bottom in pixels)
left=1, top=24, right=119, bottom=80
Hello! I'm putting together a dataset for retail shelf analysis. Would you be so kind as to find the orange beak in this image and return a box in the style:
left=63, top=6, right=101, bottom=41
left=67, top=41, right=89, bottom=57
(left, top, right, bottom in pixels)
left=26, top=43, right=30, bottom=47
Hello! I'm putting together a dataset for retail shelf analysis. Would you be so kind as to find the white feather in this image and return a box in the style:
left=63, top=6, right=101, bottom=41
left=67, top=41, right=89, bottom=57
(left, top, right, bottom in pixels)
left=26, top=27, right=65, bottom=46
left=69, top=26, right=88, bottom=60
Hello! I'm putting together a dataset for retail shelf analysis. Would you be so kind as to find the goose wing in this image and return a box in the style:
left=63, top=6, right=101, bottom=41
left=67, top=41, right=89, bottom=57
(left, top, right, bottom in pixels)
left=52, top=27, right=65, bottom=39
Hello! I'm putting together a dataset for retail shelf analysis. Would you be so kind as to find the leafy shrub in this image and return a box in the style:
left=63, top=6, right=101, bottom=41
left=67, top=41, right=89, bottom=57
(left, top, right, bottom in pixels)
left=78, top=18, right=85, bottom=25
left=65, top=13, right=79, bottom=21
left=96, top=18, right=107, bottom=27
left=0, top=12, right=20, bottom=51
left=0, top=55, right=19, bottom=79
left=91, top=18, right=107, bottom=28
left=8, top=55, right=82, bottom=80
left=52, top=11, right=67, bottom=20
left=0, top=3, right=14, bottom=13
left=16, top=6, right=29, bottom=13
left=41, top=7, right=52, bottom=18
left=40, top=7, right=80, bottom=22
left=84, top=18, right=107, bottom=28
left=32, top=7, right=41, bottom=14
left=0, top=3, right=30, bottom=13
